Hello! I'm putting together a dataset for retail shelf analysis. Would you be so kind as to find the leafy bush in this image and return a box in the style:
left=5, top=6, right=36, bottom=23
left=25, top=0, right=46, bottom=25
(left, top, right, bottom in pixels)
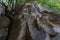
left=37, top=0, right=60, bottom=14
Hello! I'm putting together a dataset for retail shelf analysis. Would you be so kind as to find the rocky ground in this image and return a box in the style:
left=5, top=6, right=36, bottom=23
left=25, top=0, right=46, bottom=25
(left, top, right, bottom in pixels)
left=0, top=2, right=60, bottom=40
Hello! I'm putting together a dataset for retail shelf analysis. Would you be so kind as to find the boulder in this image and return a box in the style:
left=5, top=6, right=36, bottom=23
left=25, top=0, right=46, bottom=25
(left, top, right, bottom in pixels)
left=0, top=16, right=10, bottom=40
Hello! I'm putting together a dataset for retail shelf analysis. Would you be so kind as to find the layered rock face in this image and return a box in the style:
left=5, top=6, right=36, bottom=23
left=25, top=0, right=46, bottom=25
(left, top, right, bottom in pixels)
left=0, top=2, right=60, bottom=40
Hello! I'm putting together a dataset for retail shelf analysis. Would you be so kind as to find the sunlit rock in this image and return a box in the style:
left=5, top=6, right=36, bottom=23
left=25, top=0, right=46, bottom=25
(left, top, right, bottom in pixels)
left=47, top=19, right=60, bottom=34
left=53, top=26, right=60, bottom=33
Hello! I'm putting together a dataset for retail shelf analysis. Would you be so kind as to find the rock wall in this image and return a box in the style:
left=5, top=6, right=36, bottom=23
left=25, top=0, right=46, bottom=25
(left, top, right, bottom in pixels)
left=0, top=2, right=60, bottom=40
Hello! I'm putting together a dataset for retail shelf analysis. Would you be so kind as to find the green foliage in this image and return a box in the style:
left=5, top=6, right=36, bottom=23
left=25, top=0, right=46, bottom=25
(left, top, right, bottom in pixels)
left=37, top=0, right=60, bottom=14
left=17, top=0, right=26, bottom=3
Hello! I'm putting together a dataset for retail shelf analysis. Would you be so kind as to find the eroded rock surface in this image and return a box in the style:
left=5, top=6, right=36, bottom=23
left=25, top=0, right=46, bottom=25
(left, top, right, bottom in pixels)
left=0, top=16, right=10, bottom=40
left=0, top=2, right=60, bottom=40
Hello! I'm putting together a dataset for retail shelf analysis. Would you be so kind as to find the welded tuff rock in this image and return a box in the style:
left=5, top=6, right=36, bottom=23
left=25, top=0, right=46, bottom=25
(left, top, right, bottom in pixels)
left=7, top=3, right=60, bottom=40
